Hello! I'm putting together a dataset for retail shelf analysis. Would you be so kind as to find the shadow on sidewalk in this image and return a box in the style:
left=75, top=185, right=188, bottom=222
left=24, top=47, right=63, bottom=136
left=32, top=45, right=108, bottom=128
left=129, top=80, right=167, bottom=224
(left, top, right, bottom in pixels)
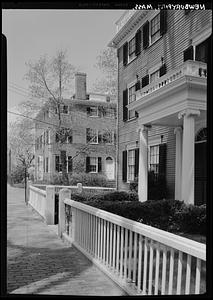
left=7, top=240, right=92, bottom=294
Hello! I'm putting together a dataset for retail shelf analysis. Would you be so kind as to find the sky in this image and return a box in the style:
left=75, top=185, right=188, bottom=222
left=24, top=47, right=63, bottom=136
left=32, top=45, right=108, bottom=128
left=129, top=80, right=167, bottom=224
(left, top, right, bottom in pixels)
left=2, top=9, right=124, bottom=123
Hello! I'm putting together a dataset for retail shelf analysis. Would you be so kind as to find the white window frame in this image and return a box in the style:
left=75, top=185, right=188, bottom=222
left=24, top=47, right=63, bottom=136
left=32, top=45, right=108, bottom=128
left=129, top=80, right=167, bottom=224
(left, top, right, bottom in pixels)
left=127, top=80, right=137, bottom=121
left=126, top=32, right=137, bottom=64
left=149, top=12, right=161, bottom=45
left=89, top=157, right=98, bottom=173
left=103, top=131, right=114, bottom=145
left=192, top=24, right=211, bottom=61
left=88, top=106, right=99, bottom=117
left=55, top=155, right=72, bottom=173
left=126, top=143, right=138, bottom=183
left=148, top=61, right=162, bottom=84
left=61, top=105, right=69, bottom=115
left=86, top=128, right=98, bottom=144
left=148, top=136, right=161, bottom=173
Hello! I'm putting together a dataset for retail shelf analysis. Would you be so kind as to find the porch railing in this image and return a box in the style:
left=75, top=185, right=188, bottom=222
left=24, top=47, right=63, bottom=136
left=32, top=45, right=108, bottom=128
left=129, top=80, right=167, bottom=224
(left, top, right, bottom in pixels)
left=135, top=60, right=207, bottom=102
left=61, top=197, right=206, bottom=296
left=28, top=185, right=46, bottom=219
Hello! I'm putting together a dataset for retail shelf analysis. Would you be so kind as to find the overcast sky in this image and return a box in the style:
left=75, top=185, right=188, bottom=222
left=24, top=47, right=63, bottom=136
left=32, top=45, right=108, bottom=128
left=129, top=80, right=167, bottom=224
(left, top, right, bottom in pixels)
left=2, top=9, right=124, bottom=122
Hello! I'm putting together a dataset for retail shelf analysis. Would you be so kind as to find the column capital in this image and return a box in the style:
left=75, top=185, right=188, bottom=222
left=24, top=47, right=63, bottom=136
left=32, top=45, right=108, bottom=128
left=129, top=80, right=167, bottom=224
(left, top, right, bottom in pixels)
left=174, top=126, right=183, bottom=135
left=137, top=124, right=151, bottom=134
left=178, top=109, right=200, bottom=120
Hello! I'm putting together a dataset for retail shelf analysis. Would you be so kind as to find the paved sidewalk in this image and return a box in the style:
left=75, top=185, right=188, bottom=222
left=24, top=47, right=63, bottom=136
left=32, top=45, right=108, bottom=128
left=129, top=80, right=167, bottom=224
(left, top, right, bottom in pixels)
left=7, top=185, right=126, bottom=296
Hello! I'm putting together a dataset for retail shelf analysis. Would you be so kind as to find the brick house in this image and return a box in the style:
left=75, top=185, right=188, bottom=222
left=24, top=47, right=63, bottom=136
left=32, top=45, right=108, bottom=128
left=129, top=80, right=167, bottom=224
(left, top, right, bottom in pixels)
left=109, top=10, right=211, bottom=205
left=34, top=72, right=117, bottom=183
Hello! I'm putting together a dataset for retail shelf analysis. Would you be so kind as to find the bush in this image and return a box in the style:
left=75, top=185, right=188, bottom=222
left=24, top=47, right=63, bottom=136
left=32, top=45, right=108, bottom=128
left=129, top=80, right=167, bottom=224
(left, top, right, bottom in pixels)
left=68, top=172, right=110, bottom=187
left=11, top=165, right=26, bottom=184
left=129, top=172, right=168, bottom=200
left=50, top=173, right=65, bottom=185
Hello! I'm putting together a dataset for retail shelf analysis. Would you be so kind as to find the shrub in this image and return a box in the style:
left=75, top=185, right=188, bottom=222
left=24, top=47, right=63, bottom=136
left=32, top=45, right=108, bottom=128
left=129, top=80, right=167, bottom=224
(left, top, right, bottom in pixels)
left=11, top=165, right=26, bottom=184
left=68, top=172, right=111, bottom=187
left=50, top=173, right=65, bottom=185
left=129, top=172, right=168, bottom=200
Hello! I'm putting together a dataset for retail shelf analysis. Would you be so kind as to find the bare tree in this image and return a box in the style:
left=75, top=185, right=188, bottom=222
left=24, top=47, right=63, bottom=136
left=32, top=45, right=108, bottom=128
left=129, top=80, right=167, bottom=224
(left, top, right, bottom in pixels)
left=25, top=50, right=77, bottom=183
left=92, top=47, right=117, bottom=98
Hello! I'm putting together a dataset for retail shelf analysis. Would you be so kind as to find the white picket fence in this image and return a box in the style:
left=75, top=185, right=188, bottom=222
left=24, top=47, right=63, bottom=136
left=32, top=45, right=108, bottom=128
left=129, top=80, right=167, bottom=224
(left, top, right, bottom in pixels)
left=61, top=198, right=206, bottom=296
left=28, top=185, right=47, bottom=219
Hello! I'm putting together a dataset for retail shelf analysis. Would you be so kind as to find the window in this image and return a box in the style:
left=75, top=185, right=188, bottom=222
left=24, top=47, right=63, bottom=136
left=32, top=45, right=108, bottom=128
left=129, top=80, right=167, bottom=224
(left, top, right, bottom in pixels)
left=55, top=155, right=72, bottom=173
left=55, top=155, right=62, bottom=172
left=149, top=145, right=159, bottom=175
left=90, top=157, right=98, bottom=172
left=128, top=85, right=136, bottom=120
left=55, top=128, right=72, bottom=144
left=86, top=157, right=102, bottom=173
left=150, top=69, right=160, bottom=83
left=105, top=108, right=115, bottom=118
left=61, top=105, right=69, bottom=114
left=129, top=37, right=136, bottom=61
left=150, top=13, right=160, bottom=44
left=46, top=130, right=49, bottom=144
left=103, top=131, right=114, bottom=144
left=86, top=128, right=98, bottom=144
left=128, top=150, right=135, bottom=181
left=87, top=106, right=98, bottom=117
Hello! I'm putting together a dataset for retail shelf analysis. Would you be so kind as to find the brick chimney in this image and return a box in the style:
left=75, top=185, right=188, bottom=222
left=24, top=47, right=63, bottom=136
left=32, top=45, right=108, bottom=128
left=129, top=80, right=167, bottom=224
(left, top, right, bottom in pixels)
left=75, top=72, right=87, bottom=100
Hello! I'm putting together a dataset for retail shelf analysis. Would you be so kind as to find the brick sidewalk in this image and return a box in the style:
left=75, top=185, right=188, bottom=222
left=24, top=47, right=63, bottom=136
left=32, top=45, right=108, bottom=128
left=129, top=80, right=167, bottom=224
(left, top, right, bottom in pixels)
left=7, top=185, right=126, bottom=296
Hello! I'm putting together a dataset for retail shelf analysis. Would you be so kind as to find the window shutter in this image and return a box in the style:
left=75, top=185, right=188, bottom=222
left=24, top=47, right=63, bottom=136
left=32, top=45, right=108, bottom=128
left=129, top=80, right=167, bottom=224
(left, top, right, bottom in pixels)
left=123, top=42, right=128, bottom=66
left=43, top=157, right=45, bottom=172
left=98, top=106, right=102, bottom=117
left=61, top=150, right=67, bottom=172
left=183, top=46, right=194, bottom=62
left=123, top=89, right=128, bottom=122
left=141, top=75, right=149, bottom=88
left=86, top=157, right=90, bottom=173
left=122, top=150, right=127, bottom=182
left=98, top=157, right=102, bottom=173
left=159, top=64, right=167, bottom=77
left=134, top=148, right=139, bottom=179
left=135, top=80, right=141, bottom=91
left=159, top=143, right=167, bottom=176
left=143, top=21, right=149, bottom=49
left=87, top=107, right=91, bottom=116
left=160, top=10, right=167, bottom=36
left=135, top=111, right=139, bottom=118
left=98, top=132, right=103, bottom=144
left=68, top=156, right=72, bottom=173
left=135, top=29, right=141, bottom=56
left=55, top=156, right=59, bottom=172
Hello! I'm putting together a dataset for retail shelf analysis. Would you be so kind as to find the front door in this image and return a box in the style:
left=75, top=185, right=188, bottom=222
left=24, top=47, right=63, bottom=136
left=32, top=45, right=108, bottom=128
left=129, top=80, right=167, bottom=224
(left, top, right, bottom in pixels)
left=105, top=157, right=115, bottom=180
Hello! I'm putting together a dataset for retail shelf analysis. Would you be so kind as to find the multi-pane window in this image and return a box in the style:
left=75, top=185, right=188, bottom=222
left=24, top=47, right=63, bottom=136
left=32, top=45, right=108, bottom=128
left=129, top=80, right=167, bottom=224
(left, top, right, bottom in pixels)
left=88, top=106, right=98, bottom=117
left=128, top=85, right=136, bottom=119
left=129, top=37, right=136, bottom=60
left=149, top=145, right=160, bottom=175
left=103, top=131, right=114, bottom=144
left=151, top=13, right=160, bottom=44
left=61, top=105, right=69, bottom=114
left=128, top=150, right=135, bottom=181
left=89, top=157, right=98, bottom=172
left=105, top=108, right=115, bottom=118
left=55, top=128, right=72, bottom=144
left=86, top=128, right=98, bottom=144
left=150, top=69, right=160, bottom=83
left=55, top=156, right=62, bottom=172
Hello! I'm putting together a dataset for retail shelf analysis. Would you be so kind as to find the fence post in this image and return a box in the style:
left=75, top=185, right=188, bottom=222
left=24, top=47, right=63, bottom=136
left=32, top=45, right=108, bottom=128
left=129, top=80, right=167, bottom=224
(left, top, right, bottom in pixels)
left=26, top=179, right=32, bottom=205
left=45, top=185, right=55, bottom=225
left=77, top=182, right=83, bottom=194
left=58, top=188, right=71, bottom=238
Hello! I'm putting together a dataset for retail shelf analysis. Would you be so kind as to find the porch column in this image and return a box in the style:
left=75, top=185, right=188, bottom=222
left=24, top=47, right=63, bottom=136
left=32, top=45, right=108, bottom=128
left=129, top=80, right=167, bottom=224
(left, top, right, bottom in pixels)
left=138, top=125, right=149, bottom=202
left=174, top=127, right=183, bottom=200
left=178, top=109, right=200, bottom=204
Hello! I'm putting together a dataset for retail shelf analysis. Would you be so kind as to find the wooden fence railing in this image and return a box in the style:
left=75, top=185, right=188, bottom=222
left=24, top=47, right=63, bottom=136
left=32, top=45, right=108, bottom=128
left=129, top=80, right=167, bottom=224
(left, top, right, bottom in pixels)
left=28, top=185, right=46, bottom=219
left=60, top=197, right=206, bottom=296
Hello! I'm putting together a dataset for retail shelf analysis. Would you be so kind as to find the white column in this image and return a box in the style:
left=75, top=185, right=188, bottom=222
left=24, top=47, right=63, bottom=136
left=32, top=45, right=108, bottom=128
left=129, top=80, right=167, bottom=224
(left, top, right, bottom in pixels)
left=138, top=125, right=149, bottom=202
left=174, top=127, right=183, bottom=200
left=178, top=109, right=200, bottom=204
left=45, top=185, right=55, bottom=225
left=58, top=188, right=71, bottom=237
